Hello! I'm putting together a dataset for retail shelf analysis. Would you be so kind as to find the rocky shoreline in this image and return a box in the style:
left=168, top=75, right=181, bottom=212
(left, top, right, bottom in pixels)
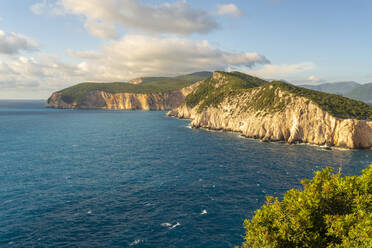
left=167, top=72, right=372, bottom=150
left=167, top=105, right=372, bottom=150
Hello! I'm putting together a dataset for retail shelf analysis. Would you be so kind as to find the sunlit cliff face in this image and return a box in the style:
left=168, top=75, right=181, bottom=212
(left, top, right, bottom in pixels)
left=167, top=73, right=372, bottom=149
left=46, top=81, right=201, bottom=110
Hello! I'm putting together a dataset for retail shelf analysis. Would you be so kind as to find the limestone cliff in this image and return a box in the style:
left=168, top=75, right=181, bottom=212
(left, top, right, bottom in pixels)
left=46, top=82, right=200, bottom=110
left=167, top=72, right=372, bottom=149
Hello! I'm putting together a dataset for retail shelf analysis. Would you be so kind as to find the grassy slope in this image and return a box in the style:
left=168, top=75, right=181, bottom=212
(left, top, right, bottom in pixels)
left=185, top=71, right=268, bottom=111
left=345, top=82, right=372, bottom=103
left=55, top=72, right=212, bottom=104
left=272, top=81, right=372, bottom=119
left=185, top=71, right=372, bottom=120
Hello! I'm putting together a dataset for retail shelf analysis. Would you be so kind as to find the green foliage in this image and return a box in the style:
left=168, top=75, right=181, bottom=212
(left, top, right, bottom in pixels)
left=227, top=71, right=270, bottom=87
left=185, top=71, right=372, bottom=120
left=248, top=84, right=290, bottom=113
left=185, top=71, right=267, bottom=112
left=241, top=165, right=372, bottom=248
left=271, top=81, right=372, bottom=120
left=55, top=72, right=212, bottom=104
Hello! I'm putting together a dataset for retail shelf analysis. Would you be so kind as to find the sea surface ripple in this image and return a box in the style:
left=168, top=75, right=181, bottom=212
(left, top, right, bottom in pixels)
left=0, top=100, right=370, bottom=247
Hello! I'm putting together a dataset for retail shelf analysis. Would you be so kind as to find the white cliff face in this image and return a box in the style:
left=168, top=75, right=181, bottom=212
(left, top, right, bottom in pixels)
left=167, top=80, right=372, bottom=149
left=46, top=71, right=372, bottom=149
left=46, top=82, right=201, bottom=110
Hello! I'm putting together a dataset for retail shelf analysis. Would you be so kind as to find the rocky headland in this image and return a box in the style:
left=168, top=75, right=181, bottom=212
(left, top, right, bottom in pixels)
left=46, top=82, right=200, bottom=110
left=167, top=71, right=372, bottom=149
left=46, top=72, right=211, bottom=110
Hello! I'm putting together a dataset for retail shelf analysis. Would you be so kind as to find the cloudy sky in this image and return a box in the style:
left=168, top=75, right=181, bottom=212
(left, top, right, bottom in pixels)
left=0, top=0, right=371, bottom=99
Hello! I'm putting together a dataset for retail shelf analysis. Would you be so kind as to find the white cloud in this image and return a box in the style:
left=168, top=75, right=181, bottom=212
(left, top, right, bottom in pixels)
left=291, top=75, right=327, bottom=85
left=83, top=18, right=119, bottom=39
left=31, top=0, right=219, bottom=38
left=66, top=34, right=270, bottom=81
left=308, top=75, right=319, bottom=82
left=0, top=54, right=85, bottom=91
left=217, top=4, right=243, bottom=17
left=0, top=30, right=39, bottom=55
left=66, top=49, right=100, bottom=60
left=246, top=62, right=315, bottom=79
left=30, top=0, right=65, bottom=15
left=0, top=54, right=84, bottom=99
left=0, top=34, right=270, bottom=98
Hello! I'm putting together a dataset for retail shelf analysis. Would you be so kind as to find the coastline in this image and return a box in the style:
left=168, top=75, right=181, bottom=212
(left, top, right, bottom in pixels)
left=168, top=114, right=371, bottom=151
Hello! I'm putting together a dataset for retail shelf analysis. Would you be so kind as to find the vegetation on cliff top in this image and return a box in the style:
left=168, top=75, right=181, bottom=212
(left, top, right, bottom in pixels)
left=240, top=164, right=372, bottom=248
left=185, top=71, right=267, bottom=111
left=53, top=72, right=212, bottom=104
left=272, top=81, right=372, bottom=119
left=185, top=71, right=372, bottom=120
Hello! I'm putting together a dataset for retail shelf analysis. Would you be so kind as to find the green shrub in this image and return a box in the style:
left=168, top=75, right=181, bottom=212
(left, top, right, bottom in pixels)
left=185, top=71, right=267, bottom=112
left=185, top=71, right=372, bottom=120
left=271, top=81, right=372, bottom=120
left=247, top=84, right=290, bottom=113
left=240, top=165, right=372, bottom=248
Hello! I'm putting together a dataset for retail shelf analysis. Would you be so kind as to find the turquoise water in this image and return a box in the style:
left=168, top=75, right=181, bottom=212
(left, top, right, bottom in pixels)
left=0, top=100, right=371, bottom=247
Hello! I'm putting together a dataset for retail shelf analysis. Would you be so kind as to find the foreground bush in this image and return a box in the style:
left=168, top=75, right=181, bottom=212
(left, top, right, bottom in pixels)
left=241, top=165, right=372, bottom=248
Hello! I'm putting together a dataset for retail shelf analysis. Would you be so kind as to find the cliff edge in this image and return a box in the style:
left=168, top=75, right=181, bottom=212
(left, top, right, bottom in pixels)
left=46, top=83, right=201, bottom=110
left=167, top=71, right=372, bottom=149
left=46, top=72, right=211, bottom=110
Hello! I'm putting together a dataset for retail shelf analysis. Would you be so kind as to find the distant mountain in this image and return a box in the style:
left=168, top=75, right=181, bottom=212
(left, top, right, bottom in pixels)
left=46, top=71, right=212, bottom=110
left=299, top=81, right=360, bottom=95
left=299, top=81, right=372, bottom=104
left=345, top=82, right=372, bottom=104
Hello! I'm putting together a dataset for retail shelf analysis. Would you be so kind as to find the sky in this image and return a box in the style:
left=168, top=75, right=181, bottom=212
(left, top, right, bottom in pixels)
left=0, top=0, right=371, bottom=99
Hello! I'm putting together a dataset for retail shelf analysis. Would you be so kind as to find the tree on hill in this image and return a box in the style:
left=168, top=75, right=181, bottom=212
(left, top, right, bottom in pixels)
left=240, top=165, right=372, bottom=248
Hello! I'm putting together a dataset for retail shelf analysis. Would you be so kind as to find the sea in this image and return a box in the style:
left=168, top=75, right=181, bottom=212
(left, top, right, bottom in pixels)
left=0, top=100, right=371, bottom=248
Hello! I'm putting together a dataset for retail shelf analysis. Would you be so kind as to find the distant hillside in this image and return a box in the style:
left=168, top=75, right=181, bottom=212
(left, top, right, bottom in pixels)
left=300, top=81, right=360, bottom=95
left=46, top=71, right=212, bottom=110
left=345, top=82, right=372, bottom=104
left=51, top=71, right=212, bottom=104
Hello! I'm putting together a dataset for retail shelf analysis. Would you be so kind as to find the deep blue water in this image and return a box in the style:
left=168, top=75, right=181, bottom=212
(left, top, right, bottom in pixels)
left=0, top=100, right=371, bottom=248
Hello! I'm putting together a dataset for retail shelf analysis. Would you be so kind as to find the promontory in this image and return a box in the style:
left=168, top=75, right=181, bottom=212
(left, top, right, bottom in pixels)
left=167, top=71, right=372, bottom=149
left=46, top=72, right=212, bottom=110
left=46, top=70, right=372, bottom=149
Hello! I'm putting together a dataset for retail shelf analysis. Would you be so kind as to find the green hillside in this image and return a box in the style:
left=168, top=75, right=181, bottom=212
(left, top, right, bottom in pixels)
left=54, top=71, right=212, bottom=104
left=185, top=71, right=372, bottom=120
left=185, top=71, right=268, bottom=111
left=345, top=82, right=372, bottom=103
left=274, top=82, right=372, bottom=119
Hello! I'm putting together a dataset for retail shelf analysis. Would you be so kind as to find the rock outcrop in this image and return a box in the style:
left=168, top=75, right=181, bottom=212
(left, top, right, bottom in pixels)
left=46, top=82, right=200, bottom=110
left=167, top=72, right=372, bottom=149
